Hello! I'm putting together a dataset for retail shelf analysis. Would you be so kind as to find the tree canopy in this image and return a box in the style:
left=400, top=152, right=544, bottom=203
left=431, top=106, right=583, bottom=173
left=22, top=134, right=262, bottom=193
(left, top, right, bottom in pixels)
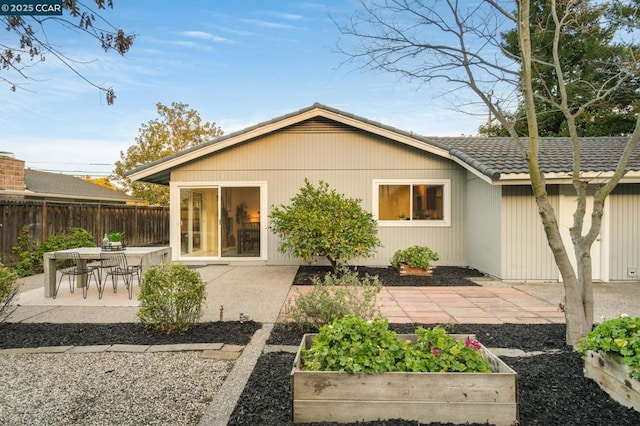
left=479, top=0, right=640, bottom=137
left=1, top=0, right=135, bottom=104
left=113, top=102, right=224, bottom=205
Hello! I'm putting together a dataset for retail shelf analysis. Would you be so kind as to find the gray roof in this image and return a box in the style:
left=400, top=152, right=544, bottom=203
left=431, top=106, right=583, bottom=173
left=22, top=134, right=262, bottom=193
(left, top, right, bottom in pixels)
left=435, top=137, right=640, bottom=180
left=25, top=169, right=137, bottom=203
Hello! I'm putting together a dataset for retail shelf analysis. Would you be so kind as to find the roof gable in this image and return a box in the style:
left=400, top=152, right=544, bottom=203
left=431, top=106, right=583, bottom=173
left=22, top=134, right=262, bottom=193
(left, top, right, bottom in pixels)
left=126, top=103, right=452, bottom=185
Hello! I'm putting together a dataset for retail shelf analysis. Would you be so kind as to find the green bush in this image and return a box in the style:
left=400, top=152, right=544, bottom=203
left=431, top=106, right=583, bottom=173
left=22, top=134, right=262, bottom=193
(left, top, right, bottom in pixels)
left=0, top=263, right=19, bottom=323
left=11, top=226, right=96, bottom=277
left=302, top=315, right=491, bottom=374
left=285, top=266, right=382, bottom=330
left=391, top=245, right=439, bottom=270
left=137, top=264, right=206, bottom=333
left=269, top=179, right=381, bottom=272
left=577, top=314, right=640, bottom=379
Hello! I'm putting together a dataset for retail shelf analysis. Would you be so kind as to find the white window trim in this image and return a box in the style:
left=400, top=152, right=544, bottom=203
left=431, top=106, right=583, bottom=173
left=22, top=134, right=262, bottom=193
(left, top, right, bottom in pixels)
left=372, top=179, right=451, bottom=227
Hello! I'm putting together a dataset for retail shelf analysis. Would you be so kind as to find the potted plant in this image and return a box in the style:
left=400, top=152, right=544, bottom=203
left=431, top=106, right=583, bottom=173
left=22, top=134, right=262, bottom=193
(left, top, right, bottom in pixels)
left=291, top=315, right=518, bottom=424
left=107, top=232, right=125, bottom=248
left=577, top=314, right=640, bottom=411
left=390, top=245, right=439, bottom=276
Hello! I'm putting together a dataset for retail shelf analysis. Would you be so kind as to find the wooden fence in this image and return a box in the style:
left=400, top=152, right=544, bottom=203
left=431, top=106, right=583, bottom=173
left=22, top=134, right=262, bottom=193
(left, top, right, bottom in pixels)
left=0, top=200, right=170, bottom=266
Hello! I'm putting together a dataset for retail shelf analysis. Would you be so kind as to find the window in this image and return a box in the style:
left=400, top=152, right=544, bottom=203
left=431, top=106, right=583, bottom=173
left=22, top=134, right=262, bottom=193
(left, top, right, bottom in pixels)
left=374, top=180, right=450, bottom=226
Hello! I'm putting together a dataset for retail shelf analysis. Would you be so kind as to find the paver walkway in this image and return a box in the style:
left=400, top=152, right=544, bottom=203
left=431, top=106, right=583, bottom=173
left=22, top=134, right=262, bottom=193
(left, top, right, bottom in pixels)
left=283, top=285, right=565, bottom=324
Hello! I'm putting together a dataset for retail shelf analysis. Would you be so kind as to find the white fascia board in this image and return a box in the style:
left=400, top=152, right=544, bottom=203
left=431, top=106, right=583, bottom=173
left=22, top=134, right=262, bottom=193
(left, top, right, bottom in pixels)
left=449, top=157, right=496, bottom=184
left=493, top=170, right=640, bottom=185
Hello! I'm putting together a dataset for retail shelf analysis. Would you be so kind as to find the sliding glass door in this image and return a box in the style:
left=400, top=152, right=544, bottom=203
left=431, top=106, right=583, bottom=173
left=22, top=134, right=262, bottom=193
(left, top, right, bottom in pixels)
left=178, top=184, right=262, bottom=259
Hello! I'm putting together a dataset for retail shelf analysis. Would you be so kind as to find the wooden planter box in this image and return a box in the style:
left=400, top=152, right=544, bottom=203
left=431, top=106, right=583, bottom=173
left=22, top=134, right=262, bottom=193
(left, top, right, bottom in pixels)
left=584, top=350, right=640, bottom=411
left=291, top=334, right=519, bottom=425
left=398, top=263, right=432, bottom=276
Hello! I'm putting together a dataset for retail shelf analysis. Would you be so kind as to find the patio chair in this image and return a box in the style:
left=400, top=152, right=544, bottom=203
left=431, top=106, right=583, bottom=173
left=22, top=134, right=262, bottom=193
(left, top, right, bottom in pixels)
left=53, top=251, right=98, bottom=299
left=99, top=252, right=141, bottom=300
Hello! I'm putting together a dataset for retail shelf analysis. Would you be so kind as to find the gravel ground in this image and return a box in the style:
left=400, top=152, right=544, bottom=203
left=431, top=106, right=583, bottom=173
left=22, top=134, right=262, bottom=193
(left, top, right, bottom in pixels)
left=0, top=321, right=258, bottom=426
left=0, top=352, right=230, bottom=426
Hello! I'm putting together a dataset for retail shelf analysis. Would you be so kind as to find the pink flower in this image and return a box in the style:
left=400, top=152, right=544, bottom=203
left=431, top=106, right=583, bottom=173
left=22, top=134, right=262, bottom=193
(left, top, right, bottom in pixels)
left=431, top=349, right=441, bottom=356
left=465, top=340, right=482, bottom=350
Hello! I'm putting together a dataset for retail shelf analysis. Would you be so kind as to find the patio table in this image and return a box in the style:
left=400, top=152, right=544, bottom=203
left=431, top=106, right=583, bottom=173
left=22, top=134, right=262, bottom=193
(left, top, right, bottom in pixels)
left=43, top=246, right=171, bottom=298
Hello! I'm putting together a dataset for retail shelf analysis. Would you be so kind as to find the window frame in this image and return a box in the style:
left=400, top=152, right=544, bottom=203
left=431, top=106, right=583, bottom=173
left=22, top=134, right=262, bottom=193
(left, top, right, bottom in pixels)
left=372, top=179, right=451, bottom=227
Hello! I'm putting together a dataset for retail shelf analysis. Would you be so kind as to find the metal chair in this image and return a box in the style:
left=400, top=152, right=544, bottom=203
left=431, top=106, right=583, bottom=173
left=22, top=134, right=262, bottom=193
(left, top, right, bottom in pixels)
left=53, top=252, right=98, bottom=299
left=99, top=253, right=141, bottom=300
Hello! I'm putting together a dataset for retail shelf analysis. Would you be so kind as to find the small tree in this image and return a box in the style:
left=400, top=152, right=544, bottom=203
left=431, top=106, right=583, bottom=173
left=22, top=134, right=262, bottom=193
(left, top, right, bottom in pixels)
left=269, top=179, right=381, bottom=272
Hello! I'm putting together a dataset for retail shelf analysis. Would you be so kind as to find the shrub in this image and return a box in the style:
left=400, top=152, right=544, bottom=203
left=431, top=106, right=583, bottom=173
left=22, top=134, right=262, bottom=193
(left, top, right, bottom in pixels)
left=137, top=264, right=206, bottom=333
left=269, top=179, right=381, bottom=272
left=285, top=266, right=382, bottom=330
left=11, top=226, right=96, bottom=277
left=577, top=314, right=640, bottom=379
left=391, top=245, right=439, bottom=270
left=302, top=315, right=491, bottom=374
left=0, top=263, right=19, bottom=323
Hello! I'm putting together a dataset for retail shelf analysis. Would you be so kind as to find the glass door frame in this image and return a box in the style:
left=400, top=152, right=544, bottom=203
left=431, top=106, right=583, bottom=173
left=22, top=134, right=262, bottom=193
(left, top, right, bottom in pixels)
left=170, top=181, right=267, bottom=262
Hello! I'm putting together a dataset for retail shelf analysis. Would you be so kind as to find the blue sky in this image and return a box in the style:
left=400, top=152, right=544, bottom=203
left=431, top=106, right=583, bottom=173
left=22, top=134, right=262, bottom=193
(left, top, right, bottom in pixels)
left=1, top=0, right=488, bottom=177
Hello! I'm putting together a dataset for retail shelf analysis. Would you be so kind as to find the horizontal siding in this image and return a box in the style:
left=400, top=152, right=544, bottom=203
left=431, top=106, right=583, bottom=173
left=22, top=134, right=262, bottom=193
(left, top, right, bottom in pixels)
left=501, top=186, right=558, bottom=281
left=172, top=119, right=467, bottom=266
left=609, top=184, right=640, bottom=281
left=466, top=173, right=501, bottom=277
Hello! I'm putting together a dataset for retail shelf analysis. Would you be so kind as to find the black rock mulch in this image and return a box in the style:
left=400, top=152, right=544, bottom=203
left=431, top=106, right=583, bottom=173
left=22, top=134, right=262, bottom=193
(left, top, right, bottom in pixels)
left=293, top=265, right=485, bottom=286
left=0, top=321, right=260, bottom=349
left=229, top=322, right=640, bottom=426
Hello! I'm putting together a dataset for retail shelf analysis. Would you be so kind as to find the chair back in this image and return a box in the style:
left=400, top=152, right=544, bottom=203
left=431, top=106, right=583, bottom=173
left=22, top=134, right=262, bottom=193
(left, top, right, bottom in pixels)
left=101, top=252, right=128, bottom=269
left=243, top=222, right=260, bottom=230
left=54, top=251, right=80, bottom=269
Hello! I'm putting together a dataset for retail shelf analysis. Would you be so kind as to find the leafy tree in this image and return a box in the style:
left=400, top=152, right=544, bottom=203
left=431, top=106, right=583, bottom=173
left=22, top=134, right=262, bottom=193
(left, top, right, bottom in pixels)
left=479, top=0, right=640, bottom=137
left=83, top=176, right=117, bottom=190
left=269, top=179, right=381, bottom=272
left=113, top=101, right=224, bottom=205
left=339, top=0, right=640, bottom=345
left=1, top=0, right=135, bottom=104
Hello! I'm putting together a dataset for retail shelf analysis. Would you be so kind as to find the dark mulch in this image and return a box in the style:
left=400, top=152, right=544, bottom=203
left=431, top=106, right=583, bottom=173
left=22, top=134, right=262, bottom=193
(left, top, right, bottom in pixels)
left=231, top=323, right=640, bottom=426
left=0, top=321, right=260, bottom=349
left=293, top=265, right=485, bottom=286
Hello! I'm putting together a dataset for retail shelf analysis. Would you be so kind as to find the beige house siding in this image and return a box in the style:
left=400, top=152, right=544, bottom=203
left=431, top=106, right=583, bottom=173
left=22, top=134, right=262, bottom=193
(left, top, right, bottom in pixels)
left=466, top=172, right=501, bottom=277
left=609, top=184, right=640, bottom=281
left=501, top=185, right=558, bottom=281
left=171, top=119, right=467, bottom=266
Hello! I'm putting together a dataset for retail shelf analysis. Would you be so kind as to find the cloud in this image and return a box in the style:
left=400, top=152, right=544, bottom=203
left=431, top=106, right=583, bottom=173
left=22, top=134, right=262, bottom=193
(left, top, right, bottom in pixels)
left=179, top=31, right=230, bottom=43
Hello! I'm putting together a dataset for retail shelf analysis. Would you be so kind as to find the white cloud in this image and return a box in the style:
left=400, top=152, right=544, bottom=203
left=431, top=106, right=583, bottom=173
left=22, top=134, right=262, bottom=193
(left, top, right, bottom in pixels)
left=180, top=31, right=230, bottom=43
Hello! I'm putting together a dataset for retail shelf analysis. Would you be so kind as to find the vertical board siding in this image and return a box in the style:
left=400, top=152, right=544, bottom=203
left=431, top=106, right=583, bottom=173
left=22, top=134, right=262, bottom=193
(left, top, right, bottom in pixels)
left=609, top=184, right=640, bottom=281
left=501, top=186, right=558, bottom=280
left=466, top=174, right=501, bottom=277
left=172, top=118, right=467, bottom=266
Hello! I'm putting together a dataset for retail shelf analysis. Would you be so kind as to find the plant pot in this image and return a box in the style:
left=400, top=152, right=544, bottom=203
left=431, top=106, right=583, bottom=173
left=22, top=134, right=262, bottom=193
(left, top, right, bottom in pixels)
left=291, top=334, right=519, bottom=425
left=584, top=350, right=640, bottom=412
left=398, top=263, right=432, bottom=276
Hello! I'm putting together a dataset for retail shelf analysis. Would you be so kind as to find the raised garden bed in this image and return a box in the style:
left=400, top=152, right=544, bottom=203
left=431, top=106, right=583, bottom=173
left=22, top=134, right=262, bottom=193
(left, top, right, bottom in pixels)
left=584, top=350, right=640, bottom=412
left=291, top=333, right=519, bottom=425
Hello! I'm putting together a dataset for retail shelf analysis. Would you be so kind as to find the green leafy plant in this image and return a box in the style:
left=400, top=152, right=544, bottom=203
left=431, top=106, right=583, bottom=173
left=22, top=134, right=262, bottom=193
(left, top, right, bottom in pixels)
left=0, top=263, right=19, bottom=323
left=302, top=316, right=405, bottom=373
left=577, top=314, right=640, bottom=379
left=302, top=315, right=491, bottom=374
left=137, top=264, right=206, bottom=333
left=11, top=226, right=96, bottom=277
left=391, top=245, right=439, bottom=270
left=269, top=179, right=381, bottom=273
left=285, top=266, right=382, bottom=330
left=108, top=232, right=125, bottom=242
